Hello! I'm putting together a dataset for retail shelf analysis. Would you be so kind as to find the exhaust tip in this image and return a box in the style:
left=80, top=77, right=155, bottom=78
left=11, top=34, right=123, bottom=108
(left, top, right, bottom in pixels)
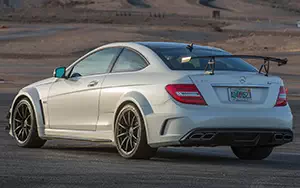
left=190, top=133, right=204, bottom=140
left=202, top=133, right=216, bottom=140
left=283, top=134, right=293, bottom=141
left=274, top=134, right=284, bottom=141
left=189, top=132, right=216, bottom=140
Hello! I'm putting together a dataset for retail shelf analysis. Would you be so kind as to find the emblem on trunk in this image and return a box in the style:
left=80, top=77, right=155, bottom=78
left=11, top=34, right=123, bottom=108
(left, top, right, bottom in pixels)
left=239, top=76, right=246, bottom=84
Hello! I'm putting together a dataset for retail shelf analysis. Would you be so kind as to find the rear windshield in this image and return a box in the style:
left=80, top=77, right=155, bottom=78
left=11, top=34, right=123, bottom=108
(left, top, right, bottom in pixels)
left=152, top=47, right=257, bottom=72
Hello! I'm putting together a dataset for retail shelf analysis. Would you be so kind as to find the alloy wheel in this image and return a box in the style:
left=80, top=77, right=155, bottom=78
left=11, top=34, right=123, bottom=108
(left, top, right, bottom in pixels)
left=13, top=102, right=33, bottom=144
left=116, top=108, right=141, bottom=155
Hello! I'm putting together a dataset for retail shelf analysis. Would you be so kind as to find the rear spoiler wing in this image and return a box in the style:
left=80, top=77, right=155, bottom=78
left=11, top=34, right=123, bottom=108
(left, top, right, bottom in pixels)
left=182, top=55, right=288, bottom=76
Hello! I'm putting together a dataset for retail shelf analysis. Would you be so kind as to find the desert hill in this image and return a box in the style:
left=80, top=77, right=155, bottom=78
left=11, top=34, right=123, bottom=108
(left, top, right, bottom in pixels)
left=19, top=0, right=300, bottom=19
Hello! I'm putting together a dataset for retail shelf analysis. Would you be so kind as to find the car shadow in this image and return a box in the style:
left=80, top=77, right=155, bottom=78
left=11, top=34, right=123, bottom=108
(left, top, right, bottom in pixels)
left=153, top=147, right=300, bottom=170
left=42, top=142, right=118, bottom=154
left=41, top=144, right=300, bottom=170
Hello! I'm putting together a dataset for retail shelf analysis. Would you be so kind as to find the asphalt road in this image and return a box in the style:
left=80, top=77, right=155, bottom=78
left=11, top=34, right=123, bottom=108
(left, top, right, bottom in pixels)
left=0, top=93, right=299, bottom=188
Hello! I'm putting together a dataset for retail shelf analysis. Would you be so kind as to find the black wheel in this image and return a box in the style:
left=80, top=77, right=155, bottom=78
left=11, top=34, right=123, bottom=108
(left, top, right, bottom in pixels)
left=12, top=98, right=46, bottom=148
left=114, top=103, right=157, bottom=159
left=231, top=146, right=273, bottom=160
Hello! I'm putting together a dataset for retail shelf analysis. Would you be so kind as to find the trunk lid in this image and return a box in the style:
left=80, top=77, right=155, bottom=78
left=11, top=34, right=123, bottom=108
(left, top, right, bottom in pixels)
left=189, top=71, right=282, bottom=108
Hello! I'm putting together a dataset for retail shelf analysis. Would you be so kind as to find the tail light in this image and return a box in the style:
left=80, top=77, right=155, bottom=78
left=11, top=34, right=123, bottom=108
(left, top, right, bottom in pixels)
left=275, top=86, right=287, bottom=107
left=165, top=84, right=207, bottom=105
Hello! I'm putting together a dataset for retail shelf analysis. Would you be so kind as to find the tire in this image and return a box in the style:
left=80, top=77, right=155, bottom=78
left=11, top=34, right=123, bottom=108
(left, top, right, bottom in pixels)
left=114, top=103, right=157, bottom=159
left=12, top=98, right=46, bottom=148
left=231, top=146, right=273, bottom=160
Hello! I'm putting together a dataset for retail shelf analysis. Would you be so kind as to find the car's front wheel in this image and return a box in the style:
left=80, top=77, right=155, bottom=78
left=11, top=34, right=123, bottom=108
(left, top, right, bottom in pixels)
left=12, top=98, right=46, bottom=148
left=231, top=146, right=273, bottom=160
left=114, top=103, right=157, bottom=159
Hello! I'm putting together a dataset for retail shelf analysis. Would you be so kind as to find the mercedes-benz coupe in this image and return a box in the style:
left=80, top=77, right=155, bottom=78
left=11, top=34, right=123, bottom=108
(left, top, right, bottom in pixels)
left=7, top=42, right=293, bottom=160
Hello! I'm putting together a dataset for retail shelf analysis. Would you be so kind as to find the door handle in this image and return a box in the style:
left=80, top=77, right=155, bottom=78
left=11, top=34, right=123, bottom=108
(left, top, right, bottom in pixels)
left=87, top=81, right=99, bottom=87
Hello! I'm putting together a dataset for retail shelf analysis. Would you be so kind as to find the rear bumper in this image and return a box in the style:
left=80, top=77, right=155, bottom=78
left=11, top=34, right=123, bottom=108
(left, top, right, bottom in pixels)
left=146, top=100, right=293, bottom=147
left=179, top=128, right=293, bottom=147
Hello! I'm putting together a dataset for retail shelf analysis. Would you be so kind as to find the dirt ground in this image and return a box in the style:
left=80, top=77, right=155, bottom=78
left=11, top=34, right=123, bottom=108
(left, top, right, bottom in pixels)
left=1, top=19, right=300, bottom=93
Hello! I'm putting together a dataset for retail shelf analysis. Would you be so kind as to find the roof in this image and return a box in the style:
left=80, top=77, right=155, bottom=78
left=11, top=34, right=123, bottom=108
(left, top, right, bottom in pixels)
left=136, top=42, right=225, bottom=52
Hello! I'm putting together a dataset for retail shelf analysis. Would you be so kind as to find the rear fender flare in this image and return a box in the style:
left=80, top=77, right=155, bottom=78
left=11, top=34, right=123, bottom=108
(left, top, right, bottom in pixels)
left=113, top=91, right=153, bottom=143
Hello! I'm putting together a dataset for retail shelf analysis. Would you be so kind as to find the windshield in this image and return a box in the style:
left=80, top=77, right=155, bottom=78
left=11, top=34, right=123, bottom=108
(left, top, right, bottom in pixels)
left=152, top=47, right=257, bottom=72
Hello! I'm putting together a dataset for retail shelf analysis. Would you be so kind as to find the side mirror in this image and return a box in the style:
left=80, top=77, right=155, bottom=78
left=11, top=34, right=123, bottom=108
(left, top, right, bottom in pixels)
left=53, top=67, right=66, bottom=78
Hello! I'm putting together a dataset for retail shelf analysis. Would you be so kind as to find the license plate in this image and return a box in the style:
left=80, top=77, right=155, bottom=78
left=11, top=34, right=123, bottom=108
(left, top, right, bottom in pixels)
left=229, top=88, right=252, bottom=102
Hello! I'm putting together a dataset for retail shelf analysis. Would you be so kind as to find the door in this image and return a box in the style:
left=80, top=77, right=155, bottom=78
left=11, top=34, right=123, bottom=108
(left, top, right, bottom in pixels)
left=99, top=48, right=149, bottom=131
left=47, top=47, right=122, bottom=131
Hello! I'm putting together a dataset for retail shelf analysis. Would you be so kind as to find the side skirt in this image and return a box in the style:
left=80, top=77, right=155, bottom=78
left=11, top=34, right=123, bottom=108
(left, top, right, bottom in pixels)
left=43, top=129, right=114, bottom=143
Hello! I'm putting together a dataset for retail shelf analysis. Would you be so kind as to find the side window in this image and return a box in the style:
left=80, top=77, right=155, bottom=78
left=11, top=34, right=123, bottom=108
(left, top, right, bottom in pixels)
left=70, top=48, right=121, bottom=77
left=112, top=48, right=148, bottom=73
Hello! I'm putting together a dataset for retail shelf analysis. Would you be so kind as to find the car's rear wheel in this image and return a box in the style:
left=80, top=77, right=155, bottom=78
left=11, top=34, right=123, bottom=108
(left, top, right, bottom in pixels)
left=114, top=103, right=157, bottom=159
left=231, top=146, right=273, bottom=160
left=12, top=98, right=46, bottom=148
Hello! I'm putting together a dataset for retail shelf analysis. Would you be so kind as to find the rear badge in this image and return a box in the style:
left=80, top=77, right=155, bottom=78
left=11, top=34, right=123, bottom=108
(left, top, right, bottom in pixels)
left=239, top=76, right=246, bottom=84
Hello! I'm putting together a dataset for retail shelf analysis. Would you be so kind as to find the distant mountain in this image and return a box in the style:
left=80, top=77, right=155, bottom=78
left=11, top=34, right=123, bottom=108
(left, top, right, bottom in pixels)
left=245, top=0, right=300, bottom=13
left=10, top=0, right=300, bottom=18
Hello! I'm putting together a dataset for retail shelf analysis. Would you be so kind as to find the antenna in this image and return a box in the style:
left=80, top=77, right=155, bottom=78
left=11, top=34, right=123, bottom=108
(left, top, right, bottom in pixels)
left=186, top=43, right=194, bottom=52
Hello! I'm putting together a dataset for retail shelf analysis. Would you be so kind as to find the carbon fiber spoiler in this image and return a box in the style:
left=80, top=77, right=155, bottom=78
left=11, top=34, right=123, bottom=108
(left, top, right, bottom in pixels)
left=182, top=55, right=288, bottom=76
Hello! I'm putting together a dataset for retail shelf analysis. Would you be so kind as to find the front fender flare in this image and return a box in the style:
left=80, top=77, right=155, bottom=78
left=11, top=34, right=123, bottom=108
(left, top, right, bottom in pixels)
left=9, top=88, right=45, bottom=138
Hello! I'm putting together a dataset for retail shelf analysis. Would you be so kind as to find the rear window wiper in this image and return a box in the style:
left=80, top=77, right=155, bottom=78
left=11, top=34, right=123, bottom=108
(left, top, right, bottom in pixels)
left=181, top=55, right=288, bottom=76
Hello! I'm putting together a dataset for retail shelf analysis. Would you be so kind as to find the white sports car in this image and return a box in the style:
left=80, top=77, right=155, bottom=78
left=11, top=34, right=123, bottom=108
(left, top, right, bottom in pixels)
left=7, top=42, right=293, bottom=160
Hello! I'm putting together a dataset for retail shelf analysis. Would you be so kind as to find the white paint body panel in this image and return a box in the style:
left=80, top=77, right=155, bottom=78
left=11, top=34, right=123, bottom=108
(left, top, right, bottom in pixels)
left=8, top=42, right=293, bottom=148
left=47, top=75, right=105, bottom=131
